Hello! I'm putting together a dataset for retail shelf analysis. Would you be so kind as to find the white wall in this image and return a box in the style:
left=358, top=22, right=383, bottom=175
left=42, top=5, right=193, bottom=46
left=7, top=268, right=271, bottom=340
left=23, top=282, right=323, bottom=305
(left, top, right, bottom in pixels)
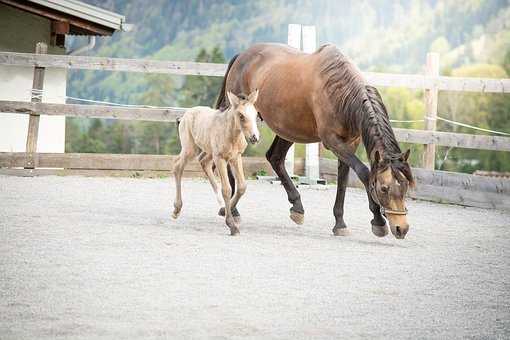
left=0, top=66, right=66, bottom=153
left=0, top=3, right=66, bottom=153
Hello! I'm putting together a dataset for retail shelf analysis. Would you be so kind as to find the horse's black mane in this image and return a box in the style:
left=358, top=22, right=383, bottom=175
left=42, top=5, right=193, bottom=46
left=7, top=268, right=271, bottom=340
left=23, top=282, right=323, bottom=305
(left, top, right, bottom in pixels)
left=318, top=44, right=414, bottom=185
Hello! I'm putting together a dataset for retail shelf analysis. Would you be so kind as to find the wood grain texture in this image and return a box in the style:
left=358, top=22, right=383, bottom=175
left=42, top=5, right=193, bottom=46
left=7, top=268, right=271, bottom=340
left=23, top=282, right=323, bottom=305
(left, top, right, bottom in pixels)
left=1, top=51, right=509, bottom=92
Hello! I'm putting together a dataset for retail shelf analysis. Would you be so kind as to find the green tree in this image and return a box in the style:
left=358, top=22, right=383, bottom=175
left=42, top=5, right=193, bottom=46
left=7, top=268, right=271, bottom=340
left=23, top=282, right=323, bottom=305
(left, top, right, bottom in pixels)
left=179, top=46, right=226, bottom=107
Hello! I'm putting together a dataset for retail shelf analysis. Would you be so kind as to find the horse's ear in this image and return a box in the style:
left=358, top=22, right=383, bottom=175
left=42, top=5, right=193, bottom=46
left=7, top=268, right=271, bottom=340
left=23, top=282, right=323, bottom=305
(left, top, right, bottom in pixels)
left=401, top=149, right=410, bottom=162
left=248, top=89, right=259, bottom=103
left=374, top=150, right=381, bottom=165
left=227, top=91, right=240, bottom=107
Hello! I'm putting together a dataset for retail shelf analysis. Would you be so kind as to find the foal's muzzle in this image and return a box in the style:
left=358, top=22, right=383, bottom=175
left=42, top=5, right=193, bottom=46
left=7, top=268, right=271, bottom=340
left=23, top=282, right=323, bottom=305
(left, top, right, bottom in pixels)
left=248, top=135, right=259, bottom=144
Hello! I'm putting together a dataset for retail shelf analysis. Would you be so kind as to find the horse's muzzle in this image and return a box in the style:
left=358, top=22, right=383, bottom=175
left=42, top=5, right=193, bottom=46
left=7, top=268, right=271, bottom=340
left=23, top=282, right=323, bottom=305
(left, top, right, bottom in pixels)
left=248, top=135, right=259, bottom=144
left=390, top=224, right=409, bottom=239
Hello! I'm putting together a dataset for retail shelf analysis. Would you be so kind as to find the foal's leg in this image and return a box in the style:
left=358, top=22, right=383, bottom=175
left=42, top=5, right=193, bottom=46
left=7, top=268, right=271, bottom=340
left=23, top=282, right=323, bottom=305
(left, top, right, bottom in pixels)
left=198, top=152, right=223, bottom=207
left=172, top=127, right=196, bottom=219
left=215, top=157, right=239, bottom=235
left=228, top=155, right=247, bottom=224
left=218, top=165, right=241, bottom=219
left=172, top=149, right=194, bottom=219
left=321, top=133, right=387, bottom=236
left=266, top=136, right=304, bottom=224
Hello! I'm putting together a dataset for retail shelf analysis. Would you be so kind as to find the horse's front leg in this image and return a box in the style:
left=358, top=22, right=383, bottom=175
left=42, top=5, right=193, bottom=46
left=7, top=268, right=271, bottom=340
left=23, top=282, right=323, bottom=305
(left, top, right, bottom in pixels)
left=332, top=159, right=351, bottom=236
left=266, top=135, right=304, bottom=225
left=215, top=157, right=239, bottom=236
left=322, top=134, right=387, bottom=237
left=228, top=155, right=247, bottom=224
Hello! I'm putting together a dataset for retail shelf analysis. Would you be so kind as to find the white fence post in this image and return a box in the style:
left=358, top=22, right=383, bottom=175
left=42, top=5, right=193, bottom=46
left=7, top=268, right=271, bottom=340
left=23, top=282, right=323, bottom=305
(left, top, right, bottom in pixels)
left=285, top=24, right=301, bottom=177
left=302, top=25, right=320, bottom=181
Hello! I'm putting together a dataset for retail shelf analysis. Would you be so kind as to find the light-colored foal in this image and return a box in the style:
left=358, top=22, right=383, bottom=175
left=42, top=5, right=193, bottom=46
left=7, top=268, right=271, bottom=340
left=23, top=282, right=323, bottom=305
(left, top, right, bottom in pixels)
left=172, top=90, right=259, bottom=235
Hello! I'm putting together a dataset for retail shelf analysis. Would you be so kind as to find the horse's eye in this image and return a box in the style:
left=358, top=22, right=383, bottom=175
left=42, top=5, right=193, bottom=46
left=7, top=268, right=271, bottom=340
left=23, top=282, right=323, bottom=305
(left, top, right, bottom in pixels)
left=380, top=185, right=389, bottom=193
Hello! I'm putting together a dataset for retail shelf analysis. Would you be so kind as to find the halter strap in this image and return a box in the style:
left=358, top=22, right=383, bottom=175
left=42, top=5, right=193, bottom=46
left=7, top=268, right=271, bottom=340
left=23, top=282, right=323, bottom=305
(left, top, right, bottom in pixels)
left=369, top=181, right=408, bottom=216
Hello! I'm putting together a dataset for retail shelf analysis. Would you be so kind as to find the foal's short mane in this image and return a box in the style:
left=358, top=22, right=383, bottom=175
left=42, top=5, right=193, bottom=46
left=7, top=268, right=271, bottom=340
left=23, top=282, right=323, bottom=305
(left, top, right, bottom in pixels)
left=317, top=44, right=414, bottom=185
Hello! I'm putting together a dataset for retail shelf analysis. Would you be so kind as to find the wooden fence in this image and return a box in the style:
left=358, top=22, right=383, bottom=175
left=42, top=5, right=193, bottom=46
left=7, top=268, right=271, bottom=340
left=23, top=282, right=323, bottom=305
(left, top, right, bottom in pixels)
left=0, top=43, right=509, bottom=210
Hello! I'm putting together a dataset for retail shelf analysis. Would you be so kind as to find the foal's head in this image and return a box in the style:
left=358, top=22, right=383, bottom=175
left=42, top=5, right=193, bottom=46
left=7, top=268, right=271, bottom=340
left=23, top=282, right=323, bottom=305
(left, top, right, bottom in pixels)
left=370, top=149, right=414, bottom=239
left=227, top=90, right=260, bottom=144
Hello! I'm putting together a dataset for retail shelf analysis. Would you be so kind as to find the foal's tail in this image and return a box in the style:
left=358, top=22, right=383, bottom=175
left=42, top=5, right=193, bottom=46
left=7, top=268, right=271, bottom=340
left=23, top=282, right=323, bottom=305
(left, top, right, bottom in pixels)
left=215, top=53, right=239, bottom=110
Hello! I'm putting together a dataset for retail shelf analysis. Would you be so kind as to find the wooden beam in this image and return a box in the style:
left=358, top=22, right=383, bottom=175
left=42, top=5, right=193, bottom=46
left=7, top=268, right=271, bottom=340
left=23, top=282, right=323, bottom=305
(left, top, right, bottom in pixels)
left=0, top=100, right=185, bottom=122
left=318, top=158, right=510, bottom=210
left=2, top=100, right=509, bottom=151
left=0, top=153, right=274, bottom=177
left=1, top=51, right=509, bottom=92
left=0, top=52, right=226, bottom=77
left=25, top=42, right=47, bottom=169
left=319, top=158, right=510, bottom=195
left=423, top=52, right=440, bottom=170
left=393, top=128, right=510, bottom=152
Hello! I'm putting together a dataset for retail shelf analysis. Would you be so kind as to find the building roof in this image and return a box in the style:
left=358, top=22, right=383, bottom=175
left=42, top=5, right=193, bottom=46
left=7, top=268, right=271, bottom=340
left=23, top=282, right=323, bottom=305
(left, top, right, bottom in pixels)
left=0, top=0, right=128, bottom=36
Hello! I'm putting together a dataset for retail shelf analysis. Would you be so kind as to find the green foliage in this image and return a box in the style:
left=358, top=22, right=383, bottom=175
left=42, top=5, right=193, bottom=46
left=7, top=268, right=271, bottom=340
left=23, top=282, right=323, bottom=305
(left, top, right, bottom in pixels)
left=438, top=63, right=510, bottom=172
left=179, top=47, right=226, bottom=107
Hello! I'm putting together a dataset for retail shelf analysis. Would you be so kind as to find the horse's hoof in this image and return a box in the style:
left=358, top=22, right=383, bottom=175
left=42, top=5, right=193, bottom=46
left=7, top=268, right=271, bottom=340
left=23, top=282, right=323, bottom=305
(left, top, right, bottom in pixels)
left=333, top=227, right=351, bottom=236
left=290, top=210, right=304, bottom=225
left=371, top=223, right=389, bottom=237
left=233, top=215, right=241, bottom=224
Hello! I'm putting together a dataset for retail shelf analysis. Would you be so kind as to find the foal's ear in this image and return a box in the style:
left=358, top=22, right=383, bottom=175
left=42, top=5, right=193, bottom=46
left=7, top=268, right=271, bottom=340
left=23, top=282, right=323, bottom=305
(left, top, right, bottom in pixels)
left=248, top=89, right=259, bottom=103
left=401, top=149, right=411, bottom=162
left=227, top=91, right=240, bottom=107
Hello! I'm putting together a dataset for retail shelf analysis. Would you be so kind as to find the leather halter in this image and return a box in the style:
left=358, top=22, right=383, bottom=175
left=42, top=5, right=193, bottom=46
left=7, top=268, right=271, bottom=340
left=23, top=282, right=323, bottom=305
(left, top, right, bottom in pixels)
left=369, top=180, right=408, bottom=216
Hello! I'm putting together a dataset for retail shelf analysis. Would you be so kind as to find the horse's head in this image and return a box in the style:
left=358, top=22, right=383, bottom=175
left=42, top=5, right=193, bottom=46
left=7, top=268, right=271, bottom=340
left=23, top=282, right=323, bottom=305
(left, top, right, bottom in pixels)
left=227, top=90, right=260, bottom=144
left=370, top=149, right=414, bottom=239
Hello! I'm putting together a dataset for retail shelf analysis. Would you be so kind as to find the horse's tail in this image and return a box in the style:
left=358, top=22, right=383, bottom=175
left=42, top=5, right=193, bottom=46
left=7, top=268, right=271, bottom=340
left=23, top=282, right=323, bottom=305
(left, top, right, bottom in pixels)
left=215, top=53, right=239, bottom=110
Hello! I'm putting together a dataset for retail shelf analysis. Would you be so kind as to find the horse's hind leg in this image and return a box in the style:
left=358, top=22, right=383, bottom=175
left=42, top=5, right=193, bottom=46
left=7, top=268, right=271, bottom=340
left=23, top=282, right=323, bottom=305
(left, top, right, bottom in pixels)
left=172, top=130, right=195, bottom=219
left=266, top=135, right=304, bottom=225
left=199, top=152, right=223, bottom=207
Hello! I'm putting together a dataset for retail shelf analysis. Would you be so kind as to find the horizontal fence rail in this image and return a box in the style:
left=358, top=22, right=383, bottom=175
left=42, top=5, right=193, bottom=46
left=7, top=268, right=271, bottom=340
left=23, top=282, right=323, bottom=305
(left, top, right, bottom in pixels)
left=1, top=51, right=509, bottom=93
left=0, top=152, right=508, bottom=210
left=1, top=100, right=509, bottom=152
left=0, top=152, right=274, bottom=175
left=0, top=100, right=184, bottom=121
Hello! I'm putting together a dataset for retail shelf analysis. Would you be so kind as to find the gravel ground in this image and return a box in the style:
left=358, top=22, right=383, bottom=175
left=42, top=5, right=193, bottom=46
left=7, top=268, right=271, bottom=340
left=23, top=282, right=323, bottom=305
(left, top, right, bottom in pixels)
left=0, top=175, right=509, bottom=339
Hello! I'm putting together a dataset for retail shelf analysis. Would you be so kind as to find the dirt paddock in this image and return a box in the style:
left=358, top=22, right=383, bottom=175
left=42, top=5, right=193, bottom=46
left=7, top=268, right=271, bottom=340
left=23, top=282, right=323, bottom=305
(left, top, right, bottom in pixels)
left=1, top=175, right=509, bottom=339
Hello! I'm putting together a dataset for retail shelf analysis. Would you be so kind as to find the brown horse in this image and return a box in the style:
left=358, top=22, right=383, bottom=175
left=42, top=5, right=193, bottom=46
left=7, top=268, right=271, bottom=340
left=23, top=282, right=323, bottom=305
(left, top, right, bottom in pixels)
left=216, top=43, right=414, bottom=239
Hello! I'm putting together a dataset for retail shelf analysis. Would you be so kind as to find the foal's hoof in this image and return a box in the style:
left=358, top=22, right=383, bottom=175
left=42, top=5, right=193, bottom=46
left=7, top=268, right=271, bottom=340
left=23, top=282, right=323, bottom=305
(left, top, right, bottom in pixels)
left=332, top=227, right=351, bottom=236
left=233, top=215, right=241, bottom=224
left=171, top=211, right=180, bottom=219
left=371, top=222, right=389, bottom=237
left=230, top=227, right=240, bottom=236
left=289, top=210, right=304, bottom=225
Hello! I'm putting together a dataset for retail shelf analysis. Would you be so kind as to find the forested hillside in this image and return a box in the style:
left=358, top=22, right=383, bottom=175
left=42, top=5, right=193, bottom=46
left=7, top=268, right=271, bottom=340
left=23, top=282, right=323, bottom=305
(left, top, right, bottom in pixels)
left=67, top=0, right=510, bottom=173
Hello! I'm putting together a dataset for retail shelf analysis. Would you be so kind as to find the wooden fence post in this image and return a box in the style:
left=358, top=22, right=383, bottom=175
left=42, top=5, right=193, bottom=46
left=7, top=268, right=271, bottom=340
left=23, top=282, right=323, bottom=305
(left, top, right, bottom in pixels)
left=302, top=25, right=320, bottom=181
left=25, top=42, right=47, bottom=169
left=423, top=52, right=439, bottom=170
left=285, top=24, right=301, bottom=176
